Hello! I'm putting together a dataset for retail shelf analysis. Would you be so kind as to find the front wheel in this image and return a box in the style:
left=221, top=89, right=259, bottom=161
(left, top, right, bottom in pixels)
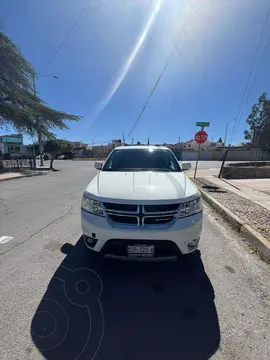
left=184, top=250, right=197, bottom=257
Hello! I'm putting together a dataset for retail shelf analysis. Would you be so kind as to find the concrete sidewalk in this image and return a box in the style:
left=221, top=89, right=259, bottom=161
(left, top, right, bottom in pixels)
left=0, top=170, right=49, bottom=182
left=187, top=168, right=270, bottom=211
left=0, top=172, right=24, bottom=182
left=188, top=169, right=270, bottom=260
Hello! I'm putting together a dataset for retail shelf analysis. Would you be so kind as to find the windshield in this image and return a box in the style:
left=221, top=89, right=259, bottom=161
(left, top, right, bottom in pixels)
left=102, top=148, right=181, bottom=172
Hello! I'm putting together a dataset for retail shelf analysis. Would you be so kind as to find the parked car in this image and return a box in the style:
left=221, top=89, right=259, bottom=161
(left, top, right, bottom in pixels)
left=58, top=155, right=66, bottom=160
left=81, top=146, right=202, bottom=261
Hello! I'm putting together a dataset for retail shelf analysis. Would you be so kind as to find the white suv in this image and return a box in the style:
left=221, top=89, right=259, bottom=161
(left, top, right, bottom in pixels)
left=81, top=146, right=202, bottom=261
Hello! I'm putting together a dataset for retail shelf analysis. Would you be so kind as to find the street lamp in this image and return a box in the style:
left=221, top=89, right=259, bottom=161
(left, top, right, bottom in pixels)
left=32, top=73, right=58, bottom=166
left=37, top=74, right=58, bottom=79
left=32, top=73, right=58, bottom=97
left=224, top=118, right=236, bottom=147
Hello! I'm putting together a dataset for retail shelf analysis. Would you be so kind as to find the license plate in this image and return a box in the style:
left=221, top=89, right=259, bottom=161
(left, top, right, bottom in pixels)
left=127, top=244, right=155, bottom=257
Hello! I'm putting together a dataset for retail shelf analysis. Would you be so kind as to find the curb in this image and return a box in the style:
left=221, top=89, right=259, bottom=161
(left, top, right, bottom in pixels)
left=200, top=187, right=270, bottom=261
left=0, top=172, right=48, bottom=183
left=0, top=175, right=26, bottom=182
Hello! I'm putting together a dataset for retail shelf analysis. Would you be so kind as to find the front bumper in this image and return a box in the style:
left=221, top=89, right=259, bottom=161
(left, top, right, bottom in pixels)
left=81, top=209, right=203, bottom=257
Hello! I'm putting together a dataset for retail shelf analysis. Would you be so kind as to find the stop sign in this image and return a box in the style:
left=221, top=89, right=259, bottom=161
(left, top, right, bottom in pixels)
left=194, top=130, right=208, bottom=144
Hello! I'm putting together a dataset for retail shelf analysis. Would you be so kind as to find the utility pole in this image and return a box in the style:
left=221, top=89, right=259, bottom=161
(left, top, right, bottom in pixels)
left=224, top=118, right=236, bottom=148
left=122, top=132, right=125, bottom=146
left=131, top=137, right=134, bottom=145
left=147, top=137, right=150, bottom=145
left=32, top=74, right=58, bottom=166
left=31, top=137, right=36, bottom=168
left=224, top=123, right=228, bottom=147
left=32, top=75, right=44, bottom=166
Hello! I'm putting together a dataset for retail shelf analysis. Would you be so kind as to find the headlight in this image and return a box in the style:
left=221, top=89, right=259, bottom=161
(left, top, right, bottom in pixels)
left=81, top=195, right=104, bottom=216
left=178, top=197, right=202, bottom=218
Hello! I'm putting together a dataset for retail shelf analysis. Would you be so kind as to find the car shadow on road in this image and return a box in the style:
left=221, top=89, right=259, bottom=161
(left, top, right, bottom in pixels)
left=31, top=237, right=220, bottom=360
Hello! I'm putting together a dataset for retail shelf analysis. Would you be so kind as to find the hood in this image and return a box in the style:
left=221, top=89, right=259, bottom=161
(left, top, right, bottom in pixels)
left=86, top=171, right=200, bottom=203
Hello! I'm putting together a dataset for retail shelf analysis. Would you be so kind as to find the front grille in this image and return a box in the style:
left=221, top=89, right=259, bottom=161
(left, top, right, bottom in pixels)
left=144, top=216, right=174, bottom=225
left=144, top=204, right=179, bottom=213
left=108, top=214, right=138, bottom=225
left=103, top=202, right=179, bottom=228
left=103, top=203, right=138, bottom=212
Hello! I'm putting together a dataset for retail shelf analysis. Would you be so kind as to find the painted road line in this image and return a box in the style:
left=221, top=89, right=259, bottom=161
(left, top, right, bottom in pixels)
left=0, top=236, right=14, bottom=244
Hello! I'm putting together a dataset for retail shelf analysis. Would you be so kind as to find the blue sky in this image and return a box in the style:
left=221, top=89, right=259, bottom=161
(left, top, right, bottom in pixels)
left=1, top=0, right=270, bottom=145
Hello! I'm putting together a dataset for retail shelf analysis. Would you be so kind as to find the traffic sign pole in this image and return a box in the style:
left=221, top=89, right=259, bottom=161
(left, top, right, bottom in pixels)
left=194, top=124, right=209, bottom=179
left=194, top=143, right=200, bottom=179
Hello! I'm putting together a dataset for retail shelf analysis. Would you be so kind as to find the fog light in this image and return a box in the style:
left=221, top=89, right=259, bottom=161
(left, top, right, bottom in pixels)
left=84, top=235, right=98, bottom=248
left=187, top=238, right=199, bottom=249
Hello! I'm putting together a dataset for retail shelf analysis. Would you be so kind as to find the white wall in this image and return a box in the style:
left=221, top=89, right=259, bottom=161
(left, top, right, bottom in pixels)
left=175, top=148, right=261, bottom=161
left=182, top=141, right=224, bottom=151
left=226, top=148, right=261, bottom=161
left=182, top=141, right=211, bottom=151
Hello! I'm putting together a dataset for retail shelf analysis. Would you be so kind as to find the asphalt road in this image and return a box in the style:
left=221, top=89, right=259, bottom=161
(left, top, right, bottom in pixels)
left=0, top=160, right=269, bottom=360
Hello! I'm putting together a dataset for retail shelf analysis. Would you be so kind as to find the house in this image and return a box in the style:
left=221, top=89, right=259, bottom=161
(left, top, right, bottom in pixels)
left=165, top=142, right=183, bottom=151
left=71, top=141, right=91, bottom=158
left=91, top=144, right=113, bottom=158
left=181, top=140, right=224, bottom=151
left=0, top=134, right=23, bottom=156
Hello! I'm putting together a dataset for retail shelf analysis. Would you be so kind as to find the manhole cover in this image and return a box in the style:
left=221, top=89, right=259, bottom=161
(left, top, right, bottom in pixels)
left=202, top=185, right=227, bottom=193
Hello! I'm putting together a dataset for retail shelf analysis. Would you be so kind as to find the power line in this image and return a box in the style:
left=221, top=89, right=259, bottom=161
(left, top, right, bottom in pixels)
left=229, top=6, right=270, bottom=143
left=125, top=9, right=195, bottom=141
left=246, top=36, right=270, bottom=103
left=38, top=6, right=88, bottom=74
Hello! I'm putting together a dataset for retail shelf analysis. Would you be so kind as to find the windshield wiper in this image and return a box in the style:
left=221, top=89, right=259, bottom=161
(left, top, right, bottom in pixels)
left=106, top=168, right=127, bottom=171
left=105, top=168, right=134, bottom=171
left=131, top=168, right=174, bottom=172
left=104, top=168, right=179, bottom=172
left=141, top=168, right=172, bottom=172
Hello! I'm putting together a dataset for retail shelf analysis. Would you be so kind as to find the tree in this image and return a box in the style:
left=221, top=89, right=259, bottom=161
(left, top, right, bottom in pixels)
left=44, top=139, right=72, bottom=170
left=29, top=102, right=81, bottom=165
left=217, top=137, right=223, bottom=143
left=244, top=92, right=270, bottom=152
left=25, top=143, right=40, bottom=167
left=25, top=143, right=39, bottom=155
left=0, top=29, right=36, bottom=130
left=0, top=28, right=82, bottom=164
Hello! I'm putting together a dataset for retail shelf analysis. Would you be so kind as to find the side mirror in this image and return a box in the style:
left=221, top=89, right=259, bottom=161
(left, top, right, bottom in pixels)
left=95, top=161, right=103, bottom=170
left=182, top=162, right=191, bottom=171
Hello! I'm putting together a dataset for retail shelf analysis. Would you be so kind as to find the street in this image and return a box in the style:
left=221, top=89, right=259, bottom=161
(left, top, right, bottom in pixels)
left=0, top=161, right=269, bottom=360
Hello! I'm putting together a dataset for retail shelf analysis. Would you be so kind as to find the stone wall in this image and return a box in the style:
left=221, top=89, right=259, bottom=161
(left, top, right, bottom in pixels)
left=221, top=166, right=270, bottom=179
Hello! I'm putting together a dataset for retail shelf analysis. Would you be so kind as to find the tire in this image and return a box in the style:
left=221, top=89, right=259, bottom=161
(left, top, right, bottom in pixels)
left=184, top=250, right=197, bottom=257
